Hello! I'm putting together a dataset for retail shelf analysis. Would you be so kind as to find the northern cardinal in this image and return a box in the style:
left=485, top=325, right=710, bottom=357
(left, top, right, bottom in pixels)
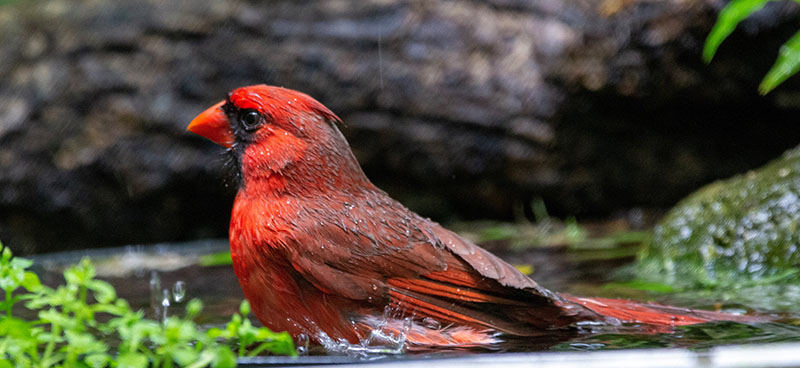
left=187, top=85, right=755, bottom=349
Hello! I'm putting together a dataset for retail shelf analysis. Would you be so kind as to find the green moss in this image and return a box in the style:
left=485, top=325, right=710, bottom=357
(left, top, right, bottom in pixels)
left=637, top=145, right=800, bottom=289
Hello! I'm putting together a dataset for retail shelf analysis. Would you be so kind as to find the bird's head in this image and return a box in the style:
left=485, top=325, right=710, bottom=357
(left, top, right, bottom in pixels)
left=188, top=85, right=369, bottom=194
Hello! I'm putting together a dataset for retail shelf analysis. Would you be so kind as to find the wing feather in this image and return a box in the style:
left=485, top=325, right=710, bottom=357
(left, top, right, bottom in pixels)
left=280, top=190, right=581, bottom=333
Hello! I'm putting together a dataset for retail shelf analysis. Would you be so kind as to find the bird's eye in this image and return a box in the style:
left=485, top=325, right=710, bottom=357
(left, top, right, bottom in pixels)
left=239, top=109, right=263, bottom=131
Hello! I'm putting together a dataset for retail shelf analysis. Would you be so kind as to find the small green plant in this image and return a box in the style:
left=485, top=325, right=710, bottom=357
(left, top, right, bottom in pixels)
left=0, top=244, right=295, bottom=367
left=704, top=0, right=800, bottom=94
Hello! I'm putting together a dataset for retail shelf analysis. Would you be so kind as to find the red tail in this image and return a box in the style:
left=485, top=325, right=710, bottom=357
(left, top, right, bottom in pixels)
left=561, top=294, right=764, bottom=329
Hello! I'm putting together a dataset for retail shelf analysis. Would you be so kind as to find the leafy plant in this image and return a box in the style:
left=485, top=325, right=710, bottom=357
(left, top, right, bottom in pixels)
left=0, top=244, right=295, bottom=367
left=704, top=0, right=800, bottom=94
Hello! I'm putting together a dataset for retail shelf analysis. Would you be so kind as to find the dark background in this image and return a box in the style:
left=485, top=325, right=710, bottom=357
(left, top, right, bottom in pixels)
left=1, top=0, right=799, bottom=254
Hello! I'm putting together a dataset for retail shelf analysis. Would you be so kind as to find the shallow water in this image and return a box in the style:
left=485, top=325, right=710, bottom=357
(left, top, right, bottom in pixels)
left=29, top=229, right=800, bottom=360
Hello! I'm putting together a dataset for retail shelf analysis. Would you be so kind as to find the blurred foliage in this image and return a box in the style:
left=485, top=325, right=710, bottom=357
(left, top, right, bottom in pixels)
left=453, top=199, right=589, bottom=250
left=603, top=280, right=677, bottom=294
left=448, top=199, right=649, bottom=270
left=0, top=245, right=295, bottom=367
left=199, top=252, right=234, bottom=267
left=704, top=0, right=800, bottom=94
left=513, top=264, right=534, bottom=275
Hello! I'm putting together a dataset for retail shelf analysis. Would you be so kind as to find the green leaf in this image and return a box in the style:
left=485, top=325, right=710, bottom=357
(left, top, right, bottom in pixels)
left=239, top=300, right=251, bottom=316
left=248, top=330, right=296, bottom=357
left=0, top=244, right=11, bottom=262
left=185, top=350, right=216, bottom=368
left=86, top=353, right=111, bottom=368
left=21, top=271, right=41, bottom=292
left=0, top=316, right=33, bottom=338
left=39, top=309, right=76, bottom=330
left=91, top=302, right=129, bottom=317
left=703, top=0, right=772, bottom=62
left=63, top=258, right=96, bottom=286
left=117, top=352, right=149, bottom=368
left=10, top=257, right=33, bottom=270
left=64, top=330, right=106, bottom=355
left=171, top=347, right=200, bottom=366
left=205, top=327, right=226, bottom=339
left=759, top=30, right=800, bottom=94
left=212, top=346, right=237, bottom=368
left=185, top=298, right=203, bottom=318
left=65, top=330, right=93, bottom=350
left=87, top=280, right=116, bottom=304
left=0, top=255, right=35, bottom=292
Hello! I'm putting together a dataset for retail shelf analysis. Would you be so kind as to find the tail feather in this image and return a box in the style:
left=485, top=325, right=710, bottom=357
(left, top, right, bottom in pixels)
left=561, top=294, right=764, bottom=327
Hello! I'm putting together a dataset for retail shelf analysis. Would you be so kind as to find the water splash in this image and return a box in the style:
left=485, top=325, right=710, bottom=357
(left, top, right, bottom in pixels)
left=149, top=272, right=187, bottom=322
left=161, top=289, right=171, bottom=322
left=296, top=333, right=310, bottom=356
left=316, top=307, right=408, bottom=357
left=172, top=280, right=186, bottom=303
left=149, top=271, right=162, bottom=320
left=312, top=304, right=503, bottom=357
left=421, top=317, right=441, bottom=330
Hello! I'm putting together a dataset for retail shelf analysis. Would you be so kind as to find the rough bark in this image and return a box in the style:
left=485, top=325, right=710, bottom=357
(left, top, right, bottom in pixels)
left=1, top=0, right=799, bottom=253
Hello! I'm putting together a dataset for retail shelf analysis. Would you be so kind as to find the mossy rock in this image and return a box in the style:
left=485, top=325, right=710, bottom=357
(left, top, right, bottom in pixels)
left=637, top=145, right=800, bottom=289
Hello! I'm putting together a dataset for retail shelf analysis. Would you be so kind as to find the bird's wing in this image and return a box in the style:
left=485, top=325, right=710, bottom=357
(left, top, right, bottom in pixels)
left=283, top=192, right=591, bottom=334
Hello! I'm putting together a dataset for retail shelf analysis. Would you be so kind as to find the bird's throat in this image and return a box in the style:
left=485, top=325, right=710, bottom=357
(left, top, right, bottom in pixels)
left=240, top=172, right=289, bottom=197
left=237, top=129, right=307, bottom=195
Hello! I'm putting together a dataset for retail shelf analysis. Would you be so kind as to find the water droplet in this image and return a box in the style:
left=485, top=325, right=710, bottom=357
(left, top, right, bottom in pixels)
left=162, top=289, right=171, bottom=308
left=343, top=202, right=354, bottom=210
left=422, top=317, right=441, bottom=330
left=149, top=271, right=162, bottom=319
left=172, top=281, right=186, bottom=303
left=296, top=333, right=309, bottom=355
left=161, top=288, right=171, bottom=322
left=402, top=317, right=413, bottom=333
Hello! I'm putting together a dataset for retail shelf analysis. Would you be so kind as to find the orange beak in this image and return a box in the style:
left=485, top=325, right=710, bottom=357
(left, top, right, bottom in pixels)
left=187, top=100, right=234, bottom=148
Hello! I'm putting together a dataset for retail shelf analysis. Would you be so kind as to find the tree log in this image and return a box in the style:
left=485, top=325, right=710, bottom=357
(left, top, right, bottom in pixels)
left=0, top=0, right=798, bottom=253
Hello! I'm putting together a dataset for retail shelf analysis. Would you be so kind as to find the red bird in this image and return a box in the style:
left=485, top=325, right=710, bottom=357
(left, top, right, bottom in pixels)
left=187, top=85, right=753, bottom=349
